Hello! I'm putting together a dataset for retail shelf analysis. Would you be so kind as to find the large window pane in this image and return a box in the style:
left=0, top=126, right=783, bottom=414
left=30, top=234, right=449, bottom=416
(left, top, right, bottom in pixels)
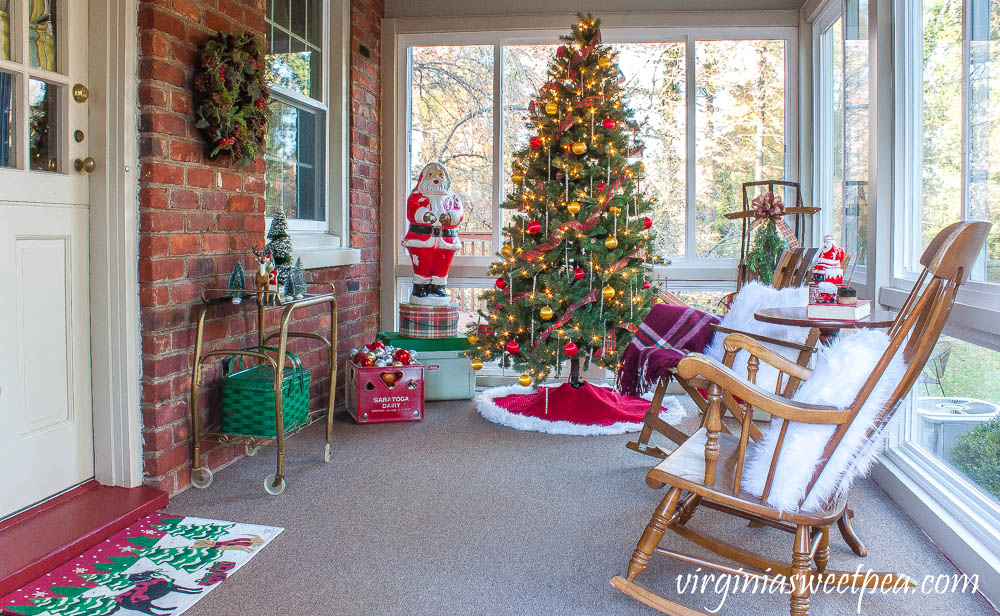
left=914, top=337, right=1000, bottom=505
left=920, top=0, right=964, bottom=255
left=614, top=42, right=687, bottom=259
left=410, top=45, right=494, bottom=255
left=264, top=99, right=325, bottom=220
left=968, top=0, right=1000, bottom=283
left=695, top=40, right=786, bottom=258
left=844, top=0, right=870, bottom=266
left=266, top=0, right=322, bottom=100
left=819, top=18, right=845, bottom=256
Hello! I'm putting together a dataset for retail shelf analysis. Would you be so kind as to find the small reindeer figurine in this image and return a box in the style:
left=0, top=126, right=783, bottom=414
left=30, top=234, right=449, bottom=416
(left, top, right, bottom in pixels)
left=251, top=247, right=274, bottom=306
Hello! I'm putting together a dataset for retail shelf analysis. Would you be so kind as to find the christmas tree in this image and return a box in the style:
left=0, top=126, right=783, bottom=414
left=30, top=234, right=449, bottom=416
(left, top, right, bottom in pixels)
left=265, top=207, right=293, bottom=279
left=465, top=14, right=661, bottom=385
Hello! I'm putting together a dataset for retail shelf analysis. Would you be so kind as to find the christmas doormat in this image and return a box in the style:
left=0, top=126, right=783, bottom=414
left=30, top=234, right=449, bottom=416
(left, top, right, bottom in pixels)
left=1, top=512, right=282, bottom=616
left=476, top=381, right=687, bottom=435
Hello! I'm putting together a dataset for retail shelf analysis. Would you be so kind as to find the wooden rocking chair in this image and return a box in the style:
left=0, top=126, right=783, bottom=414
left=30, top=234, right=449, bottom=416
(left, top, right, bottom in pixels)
left=627, top=248, right=821, bottom=461
left=611, top=220, right=992, bottom=616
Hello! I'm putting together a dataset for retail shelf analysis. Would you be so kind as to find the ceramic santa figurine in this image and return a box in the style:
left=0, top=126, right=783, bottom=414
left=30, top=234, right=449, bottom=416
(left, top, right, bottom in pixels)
left=402, top=162, right=464, bottom=305
left=813, top=234, right=846, bottom=285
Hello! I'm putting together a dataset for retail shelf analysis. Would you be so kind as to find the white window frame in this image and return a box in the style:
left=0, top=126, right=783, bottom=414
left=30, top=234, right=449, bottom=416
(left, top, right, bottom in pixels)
left=812, top=2, right=842, bottom=245
left=264, top=0, right=358, bottom=268
left=390, top=23, right=798, bottom=311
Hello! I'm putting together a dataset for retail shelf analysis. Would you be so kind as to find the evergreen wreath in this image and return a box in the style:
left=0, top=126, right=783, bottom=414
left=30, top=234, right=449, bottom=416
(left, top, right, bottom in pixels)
left=193, top=32, right=271, bottom=165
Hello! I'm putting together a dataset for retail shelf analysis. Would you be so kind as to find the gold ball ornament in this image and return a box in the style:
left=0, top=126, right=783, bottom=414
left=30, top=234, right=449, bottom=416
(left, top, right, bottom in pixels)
left=540, top=306, right=554, bottom=321
left=602, top=285, right=616, bottom=300
left=500, top=245, right=512, bottom=258
left=567, top=201, right=581, bottom=215
left=609, top=205, right=621, bottom=216
left=571, top=141, right=587, bottom=155
left=470, top=358, right=484, bottom=371
left=511, top=172, right=523, bottom=184
left=655, top=297, right=666, bottom=305
left=545, top=102, right=558, bottom=115
left=518, top=374, right=532, bottom=387
left=467, top=334, right=478, bottom=344
left=605, top=236, right=619, bottom=249
left=598, top=56, right=611, bottom=69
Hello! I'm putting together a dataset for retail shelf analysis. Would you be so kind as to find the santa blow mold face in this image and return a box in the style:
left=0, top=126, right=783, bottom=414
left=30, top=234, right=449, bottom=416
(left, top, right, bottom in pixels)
left=418, top=163, right=450, bottom=196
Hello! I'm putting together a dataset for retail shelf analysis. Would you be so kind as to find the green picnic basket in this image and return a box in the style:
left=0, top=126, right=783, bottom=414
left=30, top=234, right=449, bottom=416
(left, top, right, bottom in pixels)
left=221, top=347, right=310, bottom=437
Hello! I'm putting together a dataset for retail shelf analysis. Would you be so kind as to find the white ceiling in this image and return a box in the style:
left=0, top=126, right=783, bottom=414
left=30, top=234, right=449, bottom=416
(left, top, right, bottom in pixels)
left=385, top=0, right=804, bottom=19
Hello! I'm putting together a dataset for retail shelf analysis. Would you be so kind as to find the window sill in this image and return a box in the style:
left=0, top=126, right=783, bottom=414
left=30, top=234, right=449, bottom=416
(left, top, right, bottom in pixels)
left=291, top=233, right=361, bottom=269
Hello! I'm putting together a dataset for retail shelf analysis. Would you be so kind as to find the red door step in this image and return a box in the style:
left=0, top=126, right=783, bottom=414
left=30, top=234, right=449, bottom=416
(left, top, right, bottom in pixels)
left=0, top=481, right=168, bottom=597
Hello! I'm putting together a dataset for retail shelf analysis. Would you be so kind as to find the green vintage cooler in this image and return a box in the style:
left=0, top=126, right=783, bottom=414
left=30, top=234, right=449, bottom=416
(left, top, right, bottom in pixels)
left=378, top=333, right=474, bottom=400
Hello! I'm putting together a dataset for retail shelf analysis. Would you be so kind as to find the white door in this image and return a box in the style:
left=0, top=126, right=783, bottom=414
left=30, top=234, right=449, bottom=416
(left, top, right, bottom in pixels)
left=0, top=0, right=94, bottom=518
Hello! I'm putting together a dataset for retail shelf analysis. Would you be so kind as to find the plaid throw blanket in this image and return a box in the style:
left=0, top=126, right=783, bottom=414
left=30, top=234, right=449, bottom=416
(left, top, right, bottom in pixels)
left=616, top=304, right=720, bottom=397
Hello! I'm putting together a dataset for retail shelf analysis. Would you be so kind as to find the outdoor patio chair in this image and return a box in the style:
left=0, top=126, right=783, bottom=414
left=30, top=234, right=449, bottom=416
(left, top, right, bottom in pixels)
left=921, top=341, right=953, bottom=396
left=610, top=220, right=992, bottom=616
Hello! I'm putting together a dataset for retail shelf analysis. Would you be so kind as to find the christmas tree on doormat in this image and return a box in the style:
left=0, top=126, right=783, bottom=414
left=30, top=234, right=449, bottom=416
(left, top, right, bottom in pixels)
left=465, top=14, right=661, bottom=387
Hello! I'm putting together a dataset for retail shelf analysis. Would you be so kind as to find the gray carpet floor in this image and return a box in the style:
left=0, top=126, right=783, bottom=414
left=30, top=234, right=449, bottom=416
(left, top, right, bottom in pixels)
left=168, top=397, right=997, bottom=615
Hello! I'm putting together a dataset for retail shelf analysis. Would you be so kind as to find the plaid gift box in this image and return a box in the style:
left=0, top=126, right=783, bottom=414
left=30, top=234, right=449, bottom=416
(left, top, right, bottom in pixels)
left=399, top=303, right=459, bottom=339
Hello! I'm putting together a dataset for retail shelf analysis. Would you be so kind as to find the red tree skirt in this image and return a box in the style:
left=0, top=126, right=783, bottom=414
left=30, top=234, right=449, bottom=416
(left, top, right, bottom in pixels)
left=475, top=381, right=687, bottom=435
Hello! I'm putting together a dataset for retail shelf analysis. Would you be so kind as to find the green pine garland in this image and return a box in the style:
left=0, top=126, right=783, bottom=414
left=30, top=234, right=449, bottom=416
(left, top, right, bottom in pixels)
left=194, top=31, right=271, bottom=165
left=746, top=220, right=788, bottom=285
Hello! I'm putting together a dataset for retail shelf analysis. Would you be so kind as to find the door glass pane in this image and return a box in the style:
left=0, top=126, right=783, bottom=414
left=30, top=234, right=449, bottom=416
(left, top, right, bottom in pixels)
left=820, top=19, right=845, bottom=253
left=844, top=0, right=870, bottom=267
left=967, top=0, right=1000, bottom=283
left=695, top=40, right=786, bottom=258
left=29, top=0, right=57, bottom=72
left=1, top=0, right=11, bottom=61
left=920, top=0, right=963, bottom=257
left=264, top=99, right=325, bottom=220
left=266, top=0, right=322, bottom=100
left=913, top=337, right=1000, bottom=506
left=410, top=45, right=494, bottom=255
left=0, top=71, right=13, bottom=168
left=28, top=78, right=58, bottom=172
left=613, top=42, right=687, bottom=259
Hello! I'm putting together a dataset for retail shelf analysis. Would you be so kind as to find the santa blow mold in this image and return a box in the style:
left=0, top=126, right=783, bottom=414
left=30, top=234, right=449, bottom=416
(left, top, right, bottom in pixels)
left=402, top=162, right=464, bottom=305
left=813, top=233, right=846, bottom=286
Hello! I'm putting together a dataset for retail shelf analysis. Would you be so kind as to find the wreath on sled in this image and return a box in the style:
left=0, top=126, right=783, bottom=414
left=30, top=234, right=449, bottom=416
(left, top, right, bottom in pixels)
left=193, top=31, right=271, bottom=165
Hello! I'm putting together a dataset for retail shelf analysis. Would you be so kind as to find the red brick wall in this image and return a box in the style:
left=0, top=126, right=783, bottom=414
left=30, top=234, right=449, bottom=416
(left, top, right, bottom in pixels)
left=137, top=0, right=382, bottom=494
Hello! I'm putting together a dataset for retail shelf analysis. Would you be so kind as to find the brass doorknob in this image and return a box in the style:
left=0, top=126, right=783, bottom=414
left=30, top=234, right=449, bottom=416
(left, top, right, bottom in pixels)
left=74, top=157, right=96, bottom=173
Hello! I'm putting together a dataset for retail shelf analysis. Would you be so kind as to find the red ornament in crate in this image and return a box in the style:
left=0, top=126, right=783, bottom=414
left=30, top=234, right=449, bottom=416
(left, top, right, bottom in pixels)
left=393, top=348, right=412, bottom=365
left=346, top=359, right=425, bottom=424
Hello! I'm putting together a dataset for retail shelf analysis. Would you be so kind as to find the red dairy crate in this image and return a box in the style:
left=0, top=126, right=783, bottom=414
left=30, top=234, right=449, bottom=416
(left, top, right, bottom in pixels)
left=345, top=361, right=424, bottom=423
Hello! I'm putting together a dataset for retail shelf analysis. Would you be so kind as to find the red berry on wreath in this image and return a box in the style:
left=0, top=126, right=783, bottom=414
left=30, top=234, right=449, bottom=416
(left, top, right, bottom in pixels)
left=506, top=340, right=520, bottom=355
left=563, top=342, right=578, bottom=357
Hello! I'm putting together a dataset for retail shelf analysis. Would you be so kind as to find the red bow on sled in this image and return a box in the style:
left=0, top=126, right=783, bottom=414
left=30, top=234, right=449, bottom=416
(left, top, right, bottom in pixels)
left=750, top=192, right=799, bottom=249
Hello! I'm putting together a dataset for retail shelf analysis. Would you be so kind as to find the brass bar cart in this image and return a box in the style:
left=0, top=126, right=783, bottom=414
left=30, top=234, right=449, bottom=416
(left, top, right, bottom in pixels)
left=187, top=286, right=338, bottom=495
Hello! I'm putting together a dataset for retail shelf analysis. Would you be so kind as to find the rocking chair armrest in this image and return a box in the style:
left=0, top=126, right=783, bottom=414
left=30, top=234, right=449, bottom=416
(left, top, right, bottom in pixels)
left=676, top=353, right=849, bottom=425
left=710, top=324, right=817, bottom=354
left=720, top=333, right=814, bottom=382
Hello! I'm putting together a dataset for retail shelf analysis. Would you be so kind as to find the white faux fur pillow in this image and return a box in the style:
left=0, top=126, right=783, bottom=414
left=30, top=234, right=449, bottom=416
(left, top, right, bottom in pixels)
left=741, top=329, right=907, bottom=512
left=703, top=282, right=811, bottom=393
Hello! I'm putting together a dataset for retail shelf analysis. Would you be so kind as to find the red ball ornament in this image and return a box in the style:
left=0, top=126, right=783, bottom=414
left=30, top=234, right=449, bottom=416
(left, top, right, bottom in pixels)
left=359, top=354, right=375, bottom=367
left=529, top=136, right=542, bottom=150
left=596, top=182, right=606, bottom=191
left=496, top=277, right=507, bottom=290
left=526, top=220, right=542, bottom=235
left=573, top=267, right=586, bottom=281
left=352, top=351, right=367, bottom=364
left=642, top=280, right=651, bottom=289
left=563, top=342, right=579, bottom=357
left=643, top=217, right=653, bottom=229
left=602, top=118, right=616, bottom=130
left=506, top=340, right=520, bottom=355
left=369, top=339, right=385, bottom=350
left=393, top=349, right=411, bottom=365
